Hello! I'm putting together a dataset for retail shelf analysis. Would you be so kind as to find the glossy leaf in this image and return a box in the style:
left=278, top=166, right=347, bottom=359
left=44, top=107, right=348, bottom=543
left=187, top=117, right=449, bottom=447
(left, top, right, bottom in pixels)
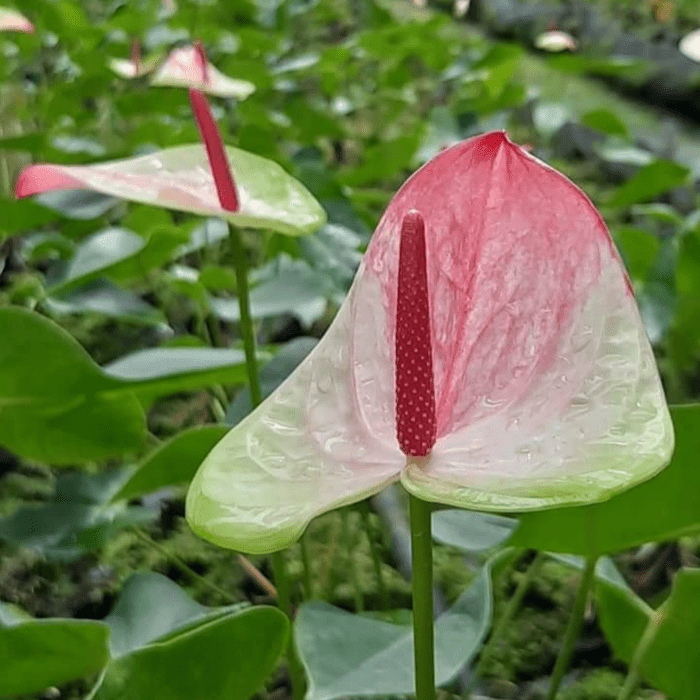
left=103, top=347, right=249, bottom=402
left=17, top=145, right=326, bottom=236
left=296, top=564, right=491, bottom=700
left=45, top=279, right=168, bottom=327
left=0, top=307, right=146, bottom=462
left=104, top=573, right=243, bottom=657
left=0, top=470, right=154, bottom=560
left=607, top=160, right=690, bottom=208
left=511, top=404, right=699, bottom=555
left=187, top=132, right=672, bottom=554
left=598, top=568, right=700, bottom=700
left=0, top=615, right=110, bottom=697
left=209, top=256, right=334, bottom=327
left=93, top=574, right=286, bottom=700
left=113, top=425, right=230, bottom=502
left=431, top=510, right=518, bottom=551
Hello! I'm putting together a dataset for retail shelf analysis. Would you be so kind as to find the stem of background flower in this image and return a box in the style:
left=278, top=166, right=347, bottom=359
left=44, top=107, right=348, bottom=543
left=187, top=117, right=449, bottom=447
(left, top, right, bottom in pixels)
left=228, top=223, right=305, bottom=700
left=545, top=556, right=598, bottom=700
left=616, top=603, right=666, bottom=700
left=132, top=527, right=237, bottom=604
left=471, top=551, right=544, bottom=689
left=299, top=534, right=314, bottom=598
left=361, top=501, right=388, bottom=609
left=409, top=494, right=436, bottom=700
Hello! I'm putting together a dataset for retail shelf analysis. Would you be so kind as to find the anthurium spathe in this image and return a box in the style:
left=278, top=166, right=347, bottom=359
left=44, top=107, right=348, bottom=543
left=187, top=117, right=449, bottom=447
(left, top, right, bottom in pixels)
left=186, top=131, right=673, bottom=555
left=14, top=102, right=324, bottom=236
left=0, top=7, right=33, bottom=32
left=151, top=43, right=255, bottom=100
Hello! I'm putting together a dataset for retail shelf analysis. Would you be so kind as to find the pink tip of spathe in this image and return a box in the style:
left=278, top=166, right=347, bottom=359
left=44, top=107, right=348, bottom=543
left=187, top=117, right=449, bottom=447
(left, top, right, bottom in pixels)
left=395, top=209, right=437, bottom=458
left=194, top=40, right=210, bottom=85
left=188, top=88, right=239, bottom=212
left=15, top=165, right=83, bottom=199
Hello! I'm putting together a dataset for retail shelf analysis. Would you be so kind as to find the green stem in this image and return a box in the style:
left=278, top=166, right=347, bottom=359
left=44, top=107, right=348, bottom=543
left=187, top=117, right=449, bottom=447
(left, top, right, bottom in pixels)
left=300, top=533, right=314, bottom=599
left=272, top=551, right=306, bottom=700
left=228, top=223, right=302, bottom=697
left=409, top=494, right=436, bottom=700
left=617, top=603, right=666, bottom=700
left=362, top=501, right=388, bottom=609
left=229, top=225, right=262, bottom=406
left=343, top=509, right=364, bottom=612
left=473, top=551, right=544, bottom=682
left=132, top=528, right=237, bottom=604
left=546, top=556, right=598, bottom=700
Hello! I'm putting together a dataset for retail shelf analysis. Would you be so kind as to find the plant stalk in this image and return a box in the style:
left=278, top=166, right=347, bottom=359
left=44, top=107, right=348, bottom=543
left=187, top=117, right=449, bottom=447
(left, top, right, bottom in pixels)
left=229, top=223, right=303, bottom=699
left=229, top=225, right=262, bottom=406
left=546, top=556, right=597, bottom=700
left=132, top=528, right=237, bottom=604
left=409, top=494, right=436, bottom=700
left=473, top=551, right=544, bottom=683
left=616, top=603, right=666, bottom=700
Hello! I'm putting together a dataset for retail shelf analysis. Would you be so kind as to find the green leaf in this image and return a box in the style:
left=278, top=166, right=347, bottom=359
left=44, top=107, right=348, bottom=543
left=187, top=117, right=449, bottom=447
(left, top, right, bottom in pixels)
left=0, top=307, right=146, bottom=462
left=580, top=109, right=628, bottom=137
left=225, top=337, right=317, bottom=425
left=0, top=470, right=155, bottom=560
left=103, top=347, right=249, bottom=402
left=49, top=226, right=188, bottom=293
left=93, top=574, right=287, bottom=700
left=598, top=569, right=700, bottom=700
left=510, top=404, right=697, bottom=556
left=431, top=510, right=518, bottom=551
left=614, top=226, right=660, bottom=281
left=607, top=160, right=690, bottom=208
left=210, top=256, right=334, bottom=327
left=296, top=565, right=491, bottom=700
left=113, top=425, right=230, bottom=502
left=0, top=615, right=110, bottom=697
left=104, top=573, right=241, bottom=657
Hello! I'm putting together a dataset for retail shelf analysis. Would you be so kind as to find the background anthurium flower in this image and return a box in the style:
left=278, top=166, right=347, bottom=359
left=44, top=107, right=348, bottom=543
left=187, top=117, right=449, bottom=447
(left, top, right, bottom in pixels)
left=0, top=7, right=33, bottom=33
left=186, top=131, right=674, bottom=555
left=15, top=135, right=325, bottom=236
left=151, top=44, right=255, bottom=100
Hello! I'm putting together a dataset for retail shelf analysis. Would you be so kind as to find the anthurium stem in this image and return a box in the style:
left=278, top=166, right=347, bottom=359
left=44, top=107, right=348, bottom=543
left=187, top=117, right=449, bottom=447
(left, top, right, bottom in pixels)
left=409, top=494, right=436, bottom=700
left=228, top=223, right=304, bottom=698
left=361, top=501, right=388, bottom=609
left=300, top=534, right=314, bottom=598
left=473, top=551, right=544, bottom=683
left=272, top=550, right=306, bottom=700
left=228, top=225, right=262, bottom=406
left=616, top=603, right=666, bottom=700
left=131, top=528, right=237, bottom=604
left=546, top=556, right=598, bottom=700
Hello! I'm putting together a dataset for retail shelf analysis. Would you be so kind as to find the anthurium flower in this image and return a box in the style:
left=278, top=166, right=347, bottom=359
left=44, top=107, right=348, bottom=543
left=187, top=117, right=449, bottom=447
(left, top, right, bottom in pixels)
left=186, top=131, right=673, bottom=555
left=151, top=43, right=255, bottom=100
left=109, top=41, right=161, bottom=79
left=15, top=92, right=324, bottom=236
left=0, top=7, right=33, bottom=33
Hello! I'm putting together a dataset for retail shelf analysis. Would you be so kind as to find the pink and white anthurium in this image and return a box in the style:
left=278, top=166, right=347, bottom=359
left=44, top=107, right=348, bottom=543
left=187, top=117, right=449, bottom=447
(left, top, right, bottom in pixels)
left=151, top=43, right=255, bottom=99
left=109, top=40, right=161, bottom=79
left=186, top=131, right=674, bottom=555
left=0, top=7, right=33, bottom=33
left=15, top=90, right=324, bottom=236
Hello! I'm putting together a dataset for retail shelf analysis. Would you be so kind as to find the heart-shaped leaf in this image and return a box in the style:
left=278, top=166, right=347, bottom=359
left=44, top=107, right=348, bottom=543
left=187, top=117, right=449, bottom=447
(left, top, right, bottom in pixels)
left=296, top=564, right=491, bottom=700
left=113, top=425, right=230, bottom=502
left=431, top=510, right=518, bottom=551
left=0, top=613, right=110, bottom=697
